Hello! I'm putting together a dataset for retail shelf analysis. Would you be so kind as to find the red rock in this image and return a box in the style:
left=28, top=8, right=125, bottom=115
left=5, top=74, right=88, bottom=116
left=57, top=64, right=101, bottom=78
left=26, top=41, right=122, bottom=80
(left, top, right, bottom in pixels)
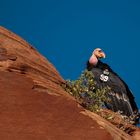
left=0, top=26, right=138, bottom=140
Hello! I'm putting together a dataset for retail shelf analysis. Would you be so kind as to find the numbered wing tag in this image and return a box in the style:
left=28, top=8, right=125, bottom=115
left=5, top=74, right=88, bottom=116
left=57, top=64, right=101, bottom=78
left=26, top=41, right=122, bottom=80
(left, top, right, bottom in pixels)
left=100, top=74, right=109, bottom=82
left=100, top=69, right=109, bottom=82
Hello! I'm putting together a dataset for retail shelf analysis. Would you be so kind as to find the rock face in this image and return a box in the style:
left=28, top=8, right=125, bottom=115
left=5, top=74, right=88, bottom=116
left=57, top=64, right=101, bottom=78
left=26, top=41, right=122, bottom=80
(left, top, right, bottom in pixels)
left=0, top=26, right=138, bottom=140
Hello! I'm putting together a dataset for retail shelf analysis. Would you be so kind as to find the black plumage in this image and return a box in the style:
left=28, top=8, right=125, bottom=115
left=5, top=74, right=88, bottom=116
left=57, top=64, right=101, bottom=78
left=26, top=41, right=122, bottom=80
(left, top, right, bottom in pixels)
left=87, top=60, right=139, bottom=124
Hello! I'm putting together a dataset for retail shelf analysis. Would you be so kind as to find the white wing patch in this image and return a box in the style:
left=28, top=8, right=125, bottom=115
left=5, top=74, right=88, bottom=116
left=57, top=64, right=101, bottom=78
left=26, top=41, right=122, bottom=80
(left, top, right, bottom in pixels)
left=107, top=92, right=133, bottom=115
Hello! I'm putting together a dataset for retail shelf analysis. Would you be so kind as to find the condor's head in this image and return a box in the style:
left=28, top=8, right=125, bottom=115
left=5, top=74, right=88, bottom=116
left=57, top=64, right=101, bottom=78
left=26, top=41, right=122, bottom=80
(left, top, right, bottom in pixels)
left=87, top=48, right=106, bottom=68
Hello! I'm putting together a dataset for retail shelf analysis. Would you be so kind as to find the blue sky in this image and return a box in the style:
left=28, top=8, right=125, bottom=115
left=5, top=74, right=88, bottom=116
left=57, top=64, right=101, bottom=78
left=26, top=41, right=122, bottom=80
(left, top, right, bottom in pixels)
left=1, top=0, right=140, bottom=108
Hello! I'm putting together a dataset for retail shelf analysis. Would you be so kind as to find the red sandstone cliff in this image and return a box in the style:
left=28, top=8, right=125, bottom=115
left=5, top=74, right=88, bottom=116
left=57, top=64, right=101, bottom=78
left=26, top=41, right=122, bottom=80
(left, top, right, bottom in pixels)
left=0, top=26, right=139, bottom=140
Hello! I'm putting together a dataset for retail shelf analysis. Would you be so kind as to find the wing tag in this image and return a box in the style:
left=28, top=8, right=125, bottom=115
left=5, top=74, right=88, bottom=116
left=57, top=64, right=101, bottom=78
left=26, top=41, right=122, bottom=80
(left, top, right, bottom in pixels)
left=100, top=69, right=109, bottom=82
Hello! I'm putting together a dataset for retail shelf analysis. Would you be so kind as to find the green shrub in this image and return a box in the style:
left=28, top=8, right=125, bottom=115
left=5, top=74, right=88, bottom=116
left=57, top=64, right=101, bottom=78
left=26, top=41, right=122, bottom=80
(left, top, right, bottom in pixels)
left=62, top=70, right=111, bottom=112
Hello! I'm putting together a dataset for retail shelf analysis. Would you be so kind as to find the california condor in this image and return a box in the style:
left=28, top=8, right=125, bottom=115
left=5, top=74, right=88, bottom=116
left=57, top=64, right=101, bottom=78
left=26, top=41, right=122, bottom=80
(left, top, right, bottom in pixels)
left=87, top=48, right=139, bottom=124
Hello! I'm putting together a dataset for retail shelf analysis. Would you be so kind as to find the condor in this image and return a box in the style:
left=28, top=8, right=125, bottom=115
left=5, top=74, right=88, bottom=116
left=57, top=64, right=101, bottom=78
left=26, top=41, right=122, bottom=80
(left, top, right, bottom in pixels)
left=87, top=48, right=139, bottom=124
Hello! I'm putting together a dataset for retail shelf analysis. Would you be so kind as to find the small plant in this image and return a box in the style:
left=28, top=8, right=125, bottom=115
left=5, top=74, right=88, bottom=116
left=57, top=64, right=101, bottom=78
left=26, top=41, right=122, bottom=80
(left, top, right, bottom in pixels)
left=62, top=70, right=111, bottom=112
left=61, top=70, right=138, bottom=135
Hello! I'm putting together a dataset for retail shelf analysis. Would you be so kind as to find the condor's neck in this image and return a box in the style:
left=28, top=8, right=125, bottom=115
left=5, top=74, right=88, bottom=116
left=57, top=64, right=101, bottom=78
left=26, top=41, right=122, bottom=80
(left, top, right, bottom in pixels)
left=89, top=54, right=98, bottom=66
left=87, top=55, right=99, bottom=70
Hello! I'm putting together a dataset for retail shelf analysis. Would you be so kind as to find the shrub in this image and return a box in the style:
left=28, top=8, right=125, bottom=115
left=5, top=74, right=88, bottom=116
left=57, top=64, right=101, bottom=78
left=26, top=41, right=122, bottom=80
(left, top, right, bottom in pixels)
left=62, top=70, right=111, bottom=112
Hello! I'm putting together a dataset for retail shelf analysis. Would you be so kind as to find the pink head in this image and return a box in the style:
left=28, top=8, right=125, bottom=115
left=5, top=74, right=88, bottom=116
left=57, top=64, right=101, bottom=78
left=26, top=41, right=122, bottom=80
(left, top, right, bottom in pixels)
left=89, top=48, right=106, bottom=65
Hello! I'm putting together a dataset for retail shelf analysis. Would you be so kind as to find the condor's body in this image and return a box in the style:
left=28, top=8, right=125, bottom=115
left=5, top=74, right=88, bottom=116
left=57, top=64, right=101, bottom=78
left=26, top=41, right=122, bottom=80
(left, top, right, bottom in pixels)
left=87, top=48, right=139, bottom=124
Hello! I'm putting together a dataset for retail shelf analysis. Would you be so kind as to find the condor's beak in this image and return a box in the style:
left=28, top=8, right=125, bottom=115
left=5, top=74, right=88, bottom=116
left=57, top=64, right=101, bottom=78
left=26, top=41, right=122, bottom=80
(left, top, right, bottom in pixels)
left=99, top=51, right=106, bottom=58
left=101, top=52, right=106, bottom=58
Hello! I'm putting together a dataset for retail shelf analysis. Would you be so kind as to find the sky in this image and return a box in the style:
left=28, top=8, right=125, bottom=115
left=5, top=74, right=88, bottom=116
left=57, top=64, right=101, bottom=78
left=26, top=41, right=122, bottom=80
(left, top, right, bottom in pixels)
left=0, top=0, right=140, bottom=108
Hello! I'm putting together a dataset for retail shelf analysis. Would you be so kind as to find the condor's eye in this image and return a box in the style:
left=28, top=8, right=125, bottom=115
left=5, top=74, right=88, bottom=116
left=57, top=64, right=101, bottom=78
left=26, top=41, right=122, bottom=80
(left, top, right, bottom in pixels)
left=98, top=50, right=102, bottom=52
